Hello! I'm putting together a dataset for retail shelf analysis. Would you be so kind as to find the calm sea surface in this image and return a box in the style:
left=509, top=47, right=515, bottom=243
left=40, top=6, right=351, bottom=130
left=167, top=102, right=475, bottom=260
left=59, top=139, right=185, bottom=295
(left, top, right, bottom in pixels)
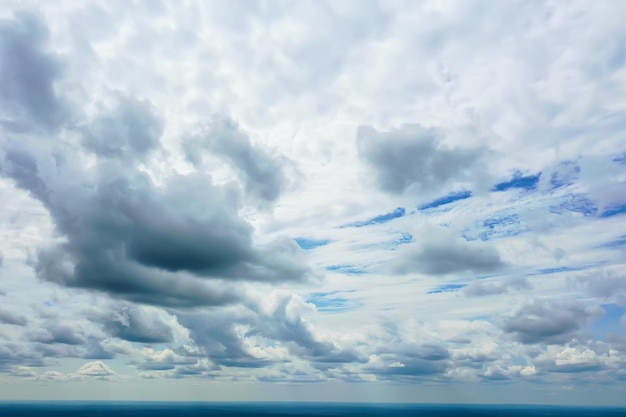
left=0, top=402, right=624, bottom=417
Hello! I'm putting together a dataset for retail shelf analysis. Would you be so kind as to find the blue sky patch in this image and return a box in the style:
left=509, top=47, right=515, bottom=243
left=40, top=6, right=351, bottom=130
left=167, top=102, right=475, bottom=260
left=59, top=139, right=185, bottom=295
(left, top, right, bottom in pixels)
left=374, top=232, right=415, bottom=251
left=599, top=235, right=626, bottom=248
left=326, top=264, right=368, bottom=275
left=419, top=190, right=473, bottom=210
left=481, top=214, right=525, bottom=240
left=343, top=207, right=406, bottom=228
left=483, top=213, right=520, bottom=229
left=427, top=283, right=467, bottom=294
left=613, top=153, right=626, bottom=165
left=295, top=238, right=331, bottom=250
left=549, top=160, right=580, bottom=189
left=549, top=194, right=597, bottom=216
left=464, top=213, right=526, bottom=241
left=307, top=291, right=361, bottom=312
left=593, top=304, right=626, bottom=340
left=535, top=266, right=577, bottom=275
left=529, top=263, right=604, bottom=276
left=492, top=172, right=541, bottom=192
left=600, top=204, right=626, bottom=218
left=393, top=232, right=414, bottom=246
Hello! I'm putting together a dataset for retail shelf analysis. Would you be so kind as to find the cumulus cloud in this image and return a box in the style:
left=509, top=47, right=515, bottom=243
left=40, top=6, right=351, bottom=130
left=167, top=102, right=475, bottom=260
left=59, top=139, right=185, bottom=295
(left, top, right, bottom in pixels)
left=177, top=307, right=272, bottom=369
left=0, top=342, right=45, bottom=371
left=99, top=303, right=177, bottom=344
left=365, top=342, right=451, bottom=380
left=573, top=271, right=626, bottom=305
left=0, top=308, right=28, bottom=326
left=0, top=11, right=314, bottom=308
left=464, top=275, right=532, bottom=297
left=185, top=117, right=288, bottom=204
left=356, top=125, right=487, bottom=196
left=27, top=361, right=118, bottom=382
left=158, top=292, right=364, bottom=373
left=483, top=364, right=536, bottom=380
left=76, top=360, right=115, bottom=378
left=35, top=370, right=66, bottom=382
left=249, top=292, right=362, bottom=368
left=133, top=348, right=198, bottom=372
left=9, top=366, right=37, bottom=378
left=19, top=160, right=309, bottom=306
left=528, top=341, right=626, bottom=376
left=28, top=324, right=86, bottom=346
left=393, top=239, right=506, bottom=275
left=80, top=94, right=163, bottom=161
left=0, top=11, right=66, bottom=131
left=499, top=300, right=600, bottom=345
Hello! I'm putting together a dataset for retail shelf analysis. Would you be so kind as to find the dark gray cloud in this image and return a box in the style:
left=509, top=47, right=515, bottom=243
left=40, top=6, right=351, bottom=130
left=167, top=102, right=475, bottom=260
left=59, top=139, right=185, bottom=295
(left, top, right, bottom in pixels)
left=33, top=230, right=244, bottom=308
left=0, top=149, right=48, bottom=205
left=4, top=332, right=113, bottom=364
left=464, top=276, right=532, bottom=297
left=177, top=294, right=360, bottom=371
left=1, top=316, right=111, bottom=370
left=0, top=342, right=44, bottom=371
left=366, top=343, right=451, bottom=379
left=248, top=294, right=362, bottom=368
left=0, top=308, right=28, bottom=326
left=28, top=324, right=86, bottom=346
left=0, top=11, right=66, bottom=131
left=48, top=326, right=86, bottom=345
left=80, top=95, right=163, bottom=160
left=100, top=304, right=174, bottom=344
left=394, top=240, right=506, bottom=275
left=185, top=117, right=287, bottom=204
left=15, top=133, right=307, bottom=307
left=82, top=338, right=115, bottom=360
left=0, top=12, right=314, bottom=308
left=364, top=321, right=451, bottom=378
left=573, top=271, right=626, bottom=304
left=24, top=170, right=313, bottom=305
left=367, top=357, right=449, bottom=378
left=500, top=299, right=598, bottom=345
left=536, top=358, right=604, bottom=374
left=356, top=124, right=486, bottom=195
left=134, top=351, right=197, bottom=372
left=452, top=346, right=499, bottom=368
left=178, top=308, right=269, bottom=368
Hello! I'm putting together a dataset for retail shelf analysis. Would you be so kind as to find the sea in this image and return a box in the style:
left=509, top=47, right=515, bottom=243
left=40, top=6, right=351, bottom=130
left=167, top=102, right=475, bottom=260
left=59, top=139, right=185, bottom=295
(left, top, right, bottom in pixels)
left=0, top=402, right=624, bottom=417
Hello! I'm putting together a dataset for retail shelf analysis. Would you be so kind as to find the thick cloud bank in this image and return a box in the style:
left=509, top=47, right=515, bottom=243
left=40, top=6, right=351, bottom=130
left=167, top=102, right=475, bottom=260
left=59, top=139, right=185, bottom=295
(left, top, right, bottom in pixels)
left=0, top=12, right=312, bottom=308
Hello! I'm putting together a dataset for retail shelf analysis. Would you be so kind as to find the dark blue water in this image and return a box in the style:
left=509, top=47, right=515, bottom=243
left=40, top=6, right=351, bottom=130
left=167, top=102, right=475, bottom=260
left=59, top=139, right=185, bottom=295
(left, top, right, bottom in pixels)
left=0, top=402, right=624, bottom=417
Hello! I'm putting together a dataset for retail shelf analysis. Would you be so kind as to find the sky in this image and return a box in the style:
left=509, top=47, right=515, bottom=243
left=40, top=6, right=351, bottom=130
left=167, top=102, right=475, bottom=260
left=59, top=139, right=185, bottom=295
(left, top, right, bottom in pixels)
left=0, top=0, right=626, bottom=406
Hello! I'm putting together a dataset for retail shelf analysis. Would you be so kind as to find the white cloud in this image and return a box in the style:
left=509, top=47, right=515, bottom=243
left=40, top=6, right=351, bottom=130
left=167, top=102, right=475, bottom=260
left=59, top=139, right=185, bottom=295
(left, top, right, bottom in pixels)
left=76, top=361, right=115, bottom=378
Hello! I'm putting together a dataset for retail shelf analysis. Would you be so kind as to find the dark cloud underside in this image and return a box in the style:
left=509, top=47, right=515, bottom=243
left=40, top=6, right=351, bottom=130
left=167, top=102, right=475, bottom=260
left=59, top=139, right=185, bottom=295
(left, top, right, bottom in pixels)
left=0, top=12, right=312, bottom=308
left=357, top=124, right=486, bottom=195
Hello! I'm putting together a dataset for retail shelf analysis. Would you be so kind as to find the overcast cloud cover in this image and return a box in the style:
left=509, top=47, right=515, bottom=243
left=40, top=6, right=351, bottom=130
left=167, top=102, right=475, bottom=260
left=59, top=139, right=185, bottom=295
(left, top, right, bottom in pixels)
left=0, top=0, right=625, bottom=405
